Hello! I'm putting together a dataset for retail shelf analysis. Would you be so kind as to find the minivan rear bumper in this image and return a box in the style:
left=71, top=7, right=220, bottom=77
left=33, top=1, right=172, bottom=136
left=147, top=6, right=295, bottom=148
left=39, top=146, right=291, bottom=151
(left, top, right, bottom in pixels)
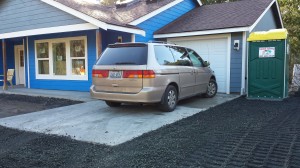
left=90, top=85, right=165, bottom=103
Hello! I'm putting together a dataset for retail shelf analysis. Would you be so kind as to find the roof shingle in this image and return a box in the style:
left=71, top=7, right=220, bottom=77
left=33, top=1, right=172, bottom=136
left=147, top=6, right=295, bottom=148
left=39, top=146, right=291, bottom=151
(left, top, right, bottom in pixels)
left=53, top=0, right=176, bottom=27
left=155, top=0, right=274, bottom=35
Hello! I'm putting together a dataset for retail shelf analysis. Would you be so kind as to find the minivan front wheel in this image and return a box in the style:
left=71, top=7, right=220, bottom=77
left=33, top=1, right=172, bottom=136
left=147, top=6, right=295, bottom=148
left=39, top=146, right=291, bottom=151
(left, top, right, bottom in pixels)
left=160, top=85, right=178, bottom=112
left=105, top=101, right=121, bottom=107
left=205, top=79, right=218, bottom=98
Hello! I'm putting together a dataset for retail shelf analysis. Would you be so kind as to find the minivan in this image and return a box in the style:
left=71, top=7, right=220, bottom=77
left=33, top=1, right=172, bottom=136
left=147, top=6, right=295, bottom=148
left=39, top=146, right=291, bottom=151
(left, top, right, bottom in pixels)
left=90, top=42, right=217, bottom=112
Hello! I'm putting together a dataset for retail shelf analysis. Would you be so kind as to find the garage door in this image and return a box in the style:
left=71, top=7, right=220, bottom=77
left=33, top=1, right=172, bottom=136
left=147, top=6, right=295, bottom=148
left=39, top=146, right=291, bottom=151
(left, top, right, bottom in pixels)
left=169, top=38, right=228, bottom=93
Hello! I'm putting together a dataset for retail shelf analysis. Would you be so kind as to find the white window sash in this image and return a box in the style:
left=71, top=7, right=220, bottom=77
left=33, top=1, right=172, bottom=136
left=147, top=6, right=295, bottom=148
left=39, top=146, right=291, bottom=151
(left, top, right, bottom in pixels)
left=35, top=36, right=88, bottom=81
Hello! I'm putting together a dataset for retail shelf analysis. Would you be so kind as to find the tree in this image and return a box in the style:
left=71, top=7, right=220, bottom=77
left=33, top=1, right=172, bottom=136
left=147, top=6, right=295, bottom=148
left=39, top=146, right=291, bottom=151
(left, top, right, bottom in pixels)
left=278, top=0, right=300, bottom=81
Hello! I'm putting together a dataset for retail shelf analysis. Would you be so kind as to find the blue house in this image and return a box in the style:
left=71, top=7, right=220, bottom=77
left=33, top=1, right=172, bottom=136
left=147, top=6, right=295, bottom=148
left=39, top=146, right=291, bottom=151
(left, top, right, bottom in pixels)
left=0, top=0, right=283, bottom=94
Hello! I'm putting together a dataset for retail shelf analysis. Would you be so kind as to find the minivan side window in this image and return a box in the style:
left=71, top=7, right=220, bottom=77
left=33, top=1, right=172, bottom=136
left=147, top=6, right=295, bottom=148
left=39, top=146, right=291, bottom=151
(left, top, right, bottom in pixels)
left=170, top=47, right=192, bottom=66
left=187, top=49, right=203, bottom=67
left=154, top=45, right=176, bottom=65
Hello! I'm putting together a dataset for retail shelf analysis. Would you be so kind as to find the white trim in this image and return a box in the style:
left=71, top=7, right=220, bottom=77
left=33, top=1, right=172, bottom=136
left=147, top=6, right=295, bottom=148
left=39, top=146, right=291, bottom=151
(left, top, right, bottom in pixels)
left=241, top=31, right=247, bottom=95
left=27, top=37, right=30, bottom=88
left=275, top=0, right=284, bottom=28
left=107, top=24, right=145, bottom=36
left=249, top=0, right=276, bottom=32
left=226, top=34, right=231, bottom=94
left=41, top=0, right=145, bottom=36
left=0, top=23, right=98, bottom=39
left=168, top=34, right=231, bottom=42
left=131, top=34, right=136, bottom=42
left=130, top=0, right=184, bottom=25
left=35, top=36, right=88, bottom=81
left=154, top=27, right=249, bottom=38
left=197, top=0, right=203, bottom=6
left=41, top=0, right=108, bottom=30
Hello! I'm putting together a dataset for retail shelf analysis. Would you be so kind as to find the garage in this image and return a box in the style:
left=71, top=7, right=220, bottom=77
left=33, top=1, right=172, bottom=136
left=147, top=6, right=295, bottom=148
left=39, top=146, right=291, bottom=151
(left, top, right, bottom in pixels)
left=168, top=35, right=230, bottom=93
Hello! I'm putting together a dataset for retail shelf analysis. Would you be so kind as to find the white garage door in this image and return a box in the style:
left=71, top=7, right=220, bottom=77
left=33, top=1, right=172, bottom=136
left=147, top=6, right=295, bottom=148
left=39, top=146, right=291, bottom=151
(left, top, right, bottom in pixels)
left=169, top=37, right=229, bottom=93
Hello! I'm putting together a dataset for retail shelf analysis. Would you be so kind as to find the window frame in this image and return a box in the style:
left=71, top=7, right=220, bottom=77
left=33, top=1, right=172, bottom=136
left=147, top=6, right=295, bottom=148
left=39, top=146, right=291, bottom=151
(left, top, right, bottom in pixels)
left=35, top=36, right=88, bottom=81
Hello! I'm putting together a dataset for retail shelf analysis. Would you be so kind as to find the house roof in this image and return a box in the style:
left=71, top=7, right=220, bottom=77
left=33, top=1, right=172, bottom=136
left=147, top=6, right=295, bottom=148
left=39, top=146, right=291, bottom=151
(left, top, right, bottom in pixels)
left=53, top=0, right=177, bottom=27
left=155, top=0, right=279, bottom=35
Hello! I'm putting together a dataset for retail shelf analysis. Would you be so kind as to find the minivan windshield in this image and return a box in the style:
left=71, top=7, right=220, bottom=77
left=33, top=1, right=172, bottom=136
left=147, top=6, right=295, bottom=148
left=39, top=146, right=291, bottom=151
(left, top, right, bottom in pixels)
left=96, top=44, right=148, bottom=65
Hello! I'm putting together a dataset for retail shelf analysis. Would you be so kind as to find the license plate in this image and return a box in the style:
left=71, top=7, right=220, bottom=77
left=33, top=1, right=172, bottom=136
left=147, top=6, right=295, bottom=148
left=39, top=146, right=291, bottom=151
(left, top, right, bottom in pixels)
left=109, top=71, right=123, bottom=79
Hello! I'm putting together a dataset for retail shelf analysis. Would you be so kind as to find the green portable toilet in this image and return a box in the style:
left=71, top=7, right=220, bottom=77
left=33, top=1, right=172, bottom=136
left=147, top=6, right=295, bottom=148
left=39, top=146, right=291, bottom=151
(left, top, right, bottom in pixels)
left=247, top=29, right=289, bottom=100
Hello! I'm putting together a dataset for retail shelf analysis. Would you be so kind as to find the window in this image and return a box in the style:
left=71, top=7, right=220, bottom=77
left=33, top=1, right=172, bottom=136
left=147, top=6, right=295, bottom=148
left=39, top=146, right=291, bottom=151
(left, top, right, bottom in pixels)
left=20, top=50, right=24, bottom=67
left=35, top=36, right=87, bottom=80
left=97, top=44, right=148, bottom=65
left=169, top=47, right=192, bottom=66
left=154, top=45, right=175, bottom=65
left=187, top=49, right=203, bottom=67
left=36, top=42, right=49, bottom=74
left=53, top=42, right=66, bottom=75
left=70, top=40, right=86, bottom=75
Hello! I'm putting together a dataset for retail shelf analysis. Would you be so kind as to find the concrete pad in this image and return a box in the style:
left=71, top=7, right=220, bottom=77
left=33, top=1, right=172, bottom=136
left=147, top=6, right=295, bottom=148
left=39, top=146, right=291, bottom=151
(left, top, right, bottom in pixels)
left=0, top=94, right=239, bottom=146
left=1, top=88, right=94, bottom=102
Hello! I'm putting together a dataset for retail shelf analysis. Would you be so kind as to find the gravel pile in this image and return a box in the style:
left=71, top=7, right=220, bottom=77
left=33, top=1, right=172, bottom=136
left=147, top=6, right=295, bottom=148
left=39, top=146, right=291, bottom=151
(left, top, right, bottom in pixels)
left=0, top=95, right=299, bottom=168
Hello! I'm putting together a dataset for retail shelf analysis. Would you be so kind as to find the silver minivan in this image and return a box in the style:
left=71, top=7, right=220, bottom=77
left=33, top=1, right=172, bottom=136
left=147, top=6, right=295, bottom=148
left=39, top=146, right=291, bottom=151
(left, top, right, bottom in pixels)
left=90, top=42, right=217, bottom=112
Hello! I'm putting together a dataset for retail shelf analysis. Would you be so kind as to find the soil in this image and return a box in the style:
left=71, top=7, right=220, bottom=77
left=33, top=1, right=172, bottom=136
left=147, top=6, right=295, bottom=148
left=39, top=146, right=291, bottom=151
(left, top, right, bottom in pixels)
left=0, top=94, right=82, bottom=118
left=0, top=93, right=299, bottom=168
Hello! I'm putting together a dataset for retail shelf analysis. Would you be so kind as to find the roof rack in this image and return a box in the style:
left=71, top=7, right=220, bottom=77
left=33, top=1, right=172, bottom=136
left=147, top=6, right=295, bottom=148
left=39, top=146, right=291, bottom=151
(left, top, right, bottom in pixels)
left=148, top=41, right=176, bottom=45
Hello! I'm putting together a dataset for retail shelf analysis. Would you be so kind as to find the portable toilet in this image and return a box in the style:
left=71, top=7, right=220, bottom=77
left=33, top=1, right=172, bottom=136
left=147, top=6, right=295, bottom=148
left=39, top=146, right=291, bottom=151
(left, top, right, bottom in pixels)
left=247, top=29, right=289, bottom=100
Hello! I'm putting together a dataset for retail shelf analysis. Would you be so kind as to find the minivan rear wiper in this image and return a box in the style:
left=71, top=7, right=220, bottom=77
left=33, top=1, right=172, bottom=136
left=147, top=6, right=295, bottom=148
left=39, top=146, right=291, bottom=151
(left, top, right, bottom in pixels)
left=115, top=62, right=136, bottom=65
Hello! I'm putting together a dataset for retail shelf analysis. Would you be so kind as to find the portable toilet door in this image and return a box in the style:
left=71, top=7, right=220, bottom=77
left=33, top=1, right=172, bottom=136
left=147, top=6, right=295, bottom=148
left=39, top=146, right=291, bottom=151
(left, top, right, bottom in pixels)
left=247, top=29, right=289, bottom=100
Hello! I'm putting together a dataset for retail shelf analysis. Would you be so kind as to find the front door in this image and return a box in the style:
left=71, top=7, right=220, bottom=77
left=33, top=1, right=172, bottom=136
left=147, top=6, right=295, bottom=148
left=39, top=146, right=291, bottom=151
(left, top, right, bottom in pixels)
left=15, top=45, right=25, bottom=85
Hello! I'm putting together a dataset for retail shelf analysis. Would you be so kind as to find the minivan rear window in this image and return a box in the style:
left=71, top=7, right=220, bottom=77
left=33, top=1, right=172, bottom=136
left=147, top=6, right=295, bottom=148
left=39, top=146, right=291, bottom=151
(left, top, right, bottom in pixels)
left=96, top=45, right=148, bottom=65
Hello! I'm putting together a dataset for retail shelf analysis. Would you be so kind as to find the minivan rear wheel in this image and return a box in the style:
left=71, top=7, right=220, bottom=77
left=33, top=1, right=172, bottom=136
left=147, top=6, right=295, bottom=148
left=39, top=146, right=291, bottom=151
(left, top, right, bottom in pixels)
left=159, top=85, right=178, bottom=112
left=105, top=101, right=121, bottom=107
left=205, top=79, right=218, bottom=98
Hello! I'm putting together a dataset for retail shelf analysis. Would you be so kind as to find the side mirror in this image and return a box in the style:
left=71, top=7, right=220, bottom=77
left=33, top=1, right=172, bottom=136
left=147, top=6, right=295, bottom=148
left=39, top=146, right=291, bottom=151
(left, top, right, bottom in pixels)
left=204, top=61, right=210, bottom=67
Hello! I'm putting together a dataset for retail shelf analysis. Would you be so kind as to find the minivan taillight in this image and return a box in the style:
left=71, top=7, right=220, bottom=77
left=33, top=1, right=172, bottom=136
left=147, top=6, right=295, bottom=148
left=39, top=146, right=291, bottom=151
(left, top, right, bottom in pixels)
left=142, top=70, right=155, bottom=78
left=92, top=70, right=109, bottom=78
left=123, top=70, right=155, bottom=78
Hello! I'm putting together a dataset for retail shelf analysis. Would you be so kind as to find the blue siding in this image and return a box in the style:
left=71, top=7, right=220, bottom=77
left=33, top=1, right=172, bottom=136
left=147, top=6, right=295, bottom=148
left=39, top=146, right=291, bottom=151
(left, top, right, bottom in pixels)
left=135, top=0, right=196, bottom=42
left=252, top=8, right=278, bottom=32
left=0, top=0, right=87, bottom=34
left=101, top=30, right=132, bottom=51
left=28, top=30, right=97, bottom=91
left=230, top=32, right=243, bottom=93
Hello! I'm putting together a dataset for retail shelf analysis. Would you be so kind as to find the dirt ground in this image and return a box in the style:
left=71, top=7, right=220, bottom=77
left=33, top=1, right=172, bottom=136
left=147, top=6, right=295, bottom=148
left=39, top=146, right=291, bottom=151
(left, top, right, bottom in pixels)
left=0, top=93, right=299, bottom=168
left=0, top=94, right=82, bottom=118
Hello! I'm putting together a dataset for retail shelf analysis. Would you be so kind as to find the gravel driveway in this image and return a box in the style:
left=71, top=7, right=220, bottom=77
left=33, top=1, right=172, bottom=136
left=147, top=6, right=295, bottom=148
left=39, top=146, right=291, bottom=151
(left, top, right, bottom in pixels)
left=0, top=93, right=299, bottom=168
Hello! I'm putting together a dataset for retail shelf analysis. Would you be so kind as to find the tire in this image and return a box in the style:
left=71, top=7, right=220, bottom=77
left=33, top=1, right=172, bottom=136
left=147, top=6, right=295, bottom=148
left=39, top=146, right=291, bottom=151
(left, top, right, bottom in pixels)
left=159, top=85, right=178, bottom=112
left=205, top=79, right=218, bottom=98
left=105, top=101, right=121, bottom=107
